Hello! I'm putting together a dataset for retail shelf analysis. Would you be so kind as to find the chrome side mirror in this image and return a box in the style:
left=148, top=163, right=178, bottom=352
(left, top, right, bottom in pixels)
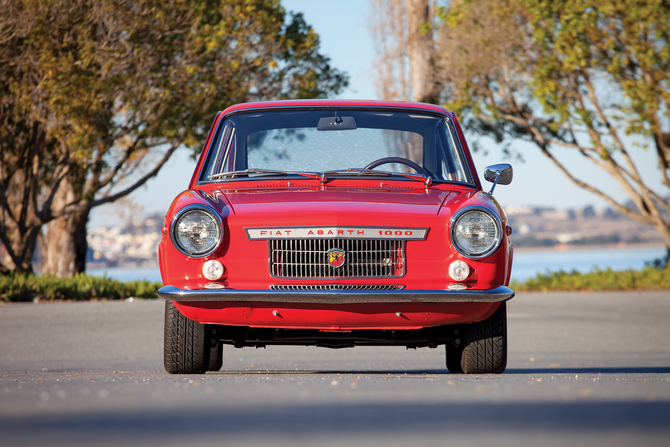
left=484, top=163, right=513, bottom=195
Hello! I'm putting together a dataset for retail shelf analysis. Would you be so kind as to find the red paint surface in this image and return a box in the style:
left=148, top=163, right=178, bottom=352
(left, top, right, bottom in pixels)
left=173, top=301, right=501, bottom=330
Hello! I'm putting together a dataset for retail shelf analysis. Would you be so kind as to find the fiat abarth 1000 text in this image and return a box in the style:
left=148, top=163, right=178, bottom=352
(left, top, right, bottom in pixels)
left=158, top=99, right=514, bottom=374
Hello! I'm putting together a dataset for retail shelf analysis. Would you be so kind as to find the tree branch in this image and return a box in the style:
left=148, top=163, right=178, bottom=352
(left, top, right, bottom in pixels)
left=89, top=133, right=145, bottom=193
left=539, top=144, right=655, bottom=224
left=53, top=142, right=181, bottom=218
left=36, top=152, right=71, bottom=223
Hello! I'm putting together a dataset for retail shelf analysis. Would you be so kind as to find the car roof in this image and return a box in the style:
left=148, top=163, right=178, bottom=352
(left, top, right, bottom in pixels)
left=220, top=99, right=455, bottom=117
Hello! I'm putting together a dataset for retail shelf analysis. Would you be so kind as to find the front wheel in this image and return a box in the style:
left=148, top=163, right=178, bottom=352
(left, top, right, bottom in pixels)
left=460, top=302, right=507, bottom=374
left=164, top=300, right=210, bottom=374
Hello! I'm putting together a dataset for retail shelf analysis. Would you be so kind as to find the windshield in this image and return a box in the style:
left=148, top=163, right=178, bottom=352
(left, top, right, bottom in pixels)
left=198, top=109, right=473, bottom=184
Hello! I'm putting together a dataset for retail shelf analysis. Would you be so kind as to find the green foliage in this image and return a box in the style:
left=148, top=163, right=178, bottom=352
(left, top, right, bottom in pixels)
left=511, top=266, right=670, bottom=292
left=442, top=0, right=670, bottom=149
left=0, top=273, right=162, bottom=302
left=0, top=0, right=348, bottom=274
left=525, top=0, right=670, bottom=136
left=437, top=0, right=670, bottom=252
left=3, top=0, right=348, bottom=160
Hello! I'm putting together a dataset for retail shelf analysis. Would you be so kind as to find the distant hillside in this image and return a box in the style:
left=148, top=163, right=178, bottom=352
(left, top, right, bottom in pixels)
left=79, top=206, right=665, bottom=269
left=506, top=205, right=663, bottom=249
left=86, top=213, right=163, bottom=268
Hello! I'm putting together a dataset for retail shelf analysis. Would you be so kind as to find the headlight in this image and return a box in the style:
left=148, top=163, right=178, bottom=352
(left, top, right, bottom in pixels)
left=450, top=207, right=502, bottom=258
left=170, top=205, right=223, bottom=257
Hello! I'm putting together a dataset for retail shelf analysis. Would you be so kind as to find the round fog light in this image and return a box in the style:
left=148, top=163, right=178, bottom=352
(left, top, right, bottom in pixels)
left=202, top=260, right=224, bottom=280
left=449, top=260, right=470, bottom=281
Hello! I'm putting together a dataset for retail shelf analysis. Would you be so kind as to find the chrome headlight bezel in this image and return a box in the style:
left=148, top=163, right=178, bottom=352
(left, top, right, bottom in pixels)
left=169, top=205, right=223, bottom=258
left=449, top=205, right=503, bottom=259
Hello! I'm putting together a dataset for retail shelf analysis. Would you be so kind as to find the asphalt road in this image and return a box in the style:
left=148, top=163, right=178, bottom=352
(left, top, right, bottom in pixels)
left=1, top=291, right=669, bottom=447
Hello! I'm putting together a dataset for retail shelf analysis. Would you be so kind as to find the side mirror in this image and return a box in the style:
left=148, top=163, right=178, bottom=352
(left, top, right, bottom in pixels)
left=484, top=163, right=513, bottom=195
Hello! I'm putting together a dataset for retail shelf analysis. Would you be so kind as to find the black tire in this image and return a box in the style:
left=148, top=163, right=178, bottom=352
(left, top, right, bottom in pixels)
left=445, top=344, right=463, bottom=373
left=461, top=302, right=507, bottom=374
left=208, top=340, right=223, bottom=372
left=164, top=300, right=210, bottom=374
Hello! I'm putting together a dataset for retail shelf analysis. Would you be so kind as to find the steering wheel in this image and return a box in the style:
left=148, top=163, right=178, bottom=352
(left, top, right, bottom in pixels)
left=364, top=157, right=428, bottom=177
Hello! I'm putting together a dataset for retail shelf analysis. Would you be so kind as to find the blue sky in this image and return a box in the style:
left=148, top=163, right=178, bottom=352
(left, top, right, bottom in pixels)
left=89, top=0, right=663, bottom=227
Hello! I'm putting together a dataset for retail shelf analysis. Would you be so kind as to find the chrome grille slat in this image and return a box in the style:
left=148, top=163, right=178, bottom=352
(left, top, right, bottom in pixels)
left=270, top=284, right=405, bottom=291
left=269, top=239, right=405, bottom=279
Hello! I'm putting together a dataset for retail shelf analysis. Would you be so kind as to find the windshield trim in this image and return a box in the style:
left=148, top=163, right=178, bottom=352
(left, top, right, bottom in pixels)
left=221, top=104, right=453, bottom=120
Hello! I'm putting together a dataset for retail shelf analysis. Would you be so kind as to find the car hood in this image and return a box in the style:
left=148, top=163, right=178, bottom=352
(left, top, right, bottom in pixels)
left=217, top=186, right=454, bottom=223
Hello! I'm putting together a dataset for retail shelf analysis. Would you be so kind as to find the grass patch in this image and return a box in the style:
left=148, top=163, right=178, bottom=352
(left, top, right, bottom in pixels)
left=4, top=265, right=669, bottom=302
left=0, top=273, right=162, bottom=302
left=512, top=266, right=670, bottom=292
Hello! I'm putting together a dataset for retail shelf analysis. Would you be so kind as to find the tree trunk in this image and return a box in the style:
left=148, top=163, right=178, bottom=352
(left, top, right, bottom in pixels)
left=0, top=239, right=18, bottom=274
left=652, top=223, right=670, bottom=269
left=0, top=120, right=49, bottom=275
left=0, top=225, right=40, bottom=274
left=41, top=178, right=89, bottom=277
left=0, top=255, right=11, bottom=275
left=405, top=0, right=440, bottom=103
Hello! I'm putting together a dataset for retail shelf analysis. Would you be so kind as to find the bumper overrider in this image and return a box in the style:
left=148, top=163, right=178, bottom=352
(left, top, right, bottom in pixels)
left=157, top=285, right=514, bottom=304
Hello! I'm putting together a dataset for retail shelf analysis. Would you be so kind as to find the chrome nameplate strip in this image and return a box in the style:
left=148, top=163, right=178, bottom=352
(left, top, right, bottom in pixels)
left=245, top=226, right=428, bottom=240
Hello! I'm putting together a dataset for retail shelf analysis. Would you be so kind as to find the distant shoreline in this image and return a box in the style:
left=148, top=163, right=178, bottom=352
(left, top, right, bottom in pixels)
left=82, top=243, right=667, bottom=272
left=513, top=242, right=665, bottom=253
left=86, top=261, right=159, bottom=272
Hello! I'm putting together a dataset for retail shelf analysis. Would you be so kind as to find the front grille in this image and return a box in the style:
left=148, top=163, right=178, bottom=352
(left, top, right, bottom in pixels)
left=270, top=284, right=404, bottom=291
left=270, top=239, right=405, bottom=279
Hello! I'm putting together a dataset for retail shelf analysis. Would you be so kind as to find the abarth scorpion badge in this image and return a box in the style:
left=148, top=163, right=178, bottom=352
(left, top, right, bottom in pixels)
left=327, top=248, right=346, bottom=268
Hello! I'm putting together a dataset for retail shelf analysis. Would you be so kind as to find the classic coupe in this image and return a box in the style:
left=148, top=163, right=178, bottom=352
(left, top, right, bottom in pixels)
left=158, top=100, right=514, bottom=374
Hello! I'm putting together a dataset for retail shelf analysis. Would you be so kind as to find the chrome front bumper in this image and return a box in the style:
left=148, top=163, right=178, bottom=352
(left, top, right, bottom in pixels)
left=157, top=285, right=515, bottom=304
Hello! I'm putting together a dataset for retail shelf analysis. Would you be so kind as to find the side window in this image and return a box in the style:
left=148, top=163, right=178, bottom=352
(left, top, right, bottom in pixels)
left=446, top=121, right=470, bottom=182
left=200, top=123, right=236, bottom=181
left=436, top=120, right=471, bottom=183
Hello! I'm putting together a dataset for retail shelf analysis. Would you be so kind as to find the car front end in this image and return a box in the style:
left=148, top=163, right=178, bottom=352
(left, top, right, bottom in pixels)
left=158, top=100, right=514, bottom=374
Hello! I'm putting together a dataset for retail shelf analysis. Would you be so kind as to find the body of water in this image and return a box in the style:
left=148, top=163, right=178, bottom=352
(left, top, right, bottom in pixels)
left=87, top=246, right=667, bottom=284
left=510, top=246, right=666, bottom=282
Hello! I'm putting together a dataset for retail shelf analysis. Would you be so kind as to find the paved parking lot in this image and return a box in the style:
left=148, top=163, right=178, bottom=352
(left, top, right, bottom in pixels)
left=1, top=291, right=669, bottom=446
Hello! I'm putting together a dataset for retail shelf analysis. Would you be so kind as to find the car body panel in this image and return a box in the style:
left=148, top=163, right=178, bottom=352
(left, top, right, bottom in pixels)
left=172, top=300, right=502, bottom=331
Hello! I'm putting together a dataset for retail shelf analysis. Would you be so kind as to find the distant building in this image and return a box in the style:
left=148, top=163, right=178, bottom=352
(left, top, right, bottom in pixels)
left=540, top=209, right=570, bottom=220
left=581, top=205, right=596, bottom=218
left=504, top=206, right=535, bottom=216
left=601, top=208, right=620, bottom=220
left=87, top=216, right=162, bottom=267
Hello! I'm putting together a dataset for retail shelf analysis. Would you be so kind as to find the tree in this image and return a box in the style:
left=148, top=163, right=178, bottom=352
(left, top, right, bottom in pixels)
left=369, top=0, right=442, bottom=102
left=0, top=0, right=347, bottom=275
left=435, top=0, right=670, bottom=259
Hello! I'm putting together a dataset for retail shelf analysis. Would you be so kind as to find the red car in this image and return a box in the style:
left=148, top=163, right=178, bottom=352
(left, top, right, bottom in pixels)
left=158, top=100, right=514, bottom=374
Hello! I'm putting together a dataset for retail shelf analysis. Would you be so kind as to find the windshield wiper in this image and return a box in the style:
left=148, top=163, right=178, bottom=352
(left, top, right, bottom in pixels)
left=210, top=168, right=432, bottom=186
left=323, top=168, right=432, bottom=186
left=323, top=168, right=391, bottom=177
left=209, top=169, right=322, bottom=181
